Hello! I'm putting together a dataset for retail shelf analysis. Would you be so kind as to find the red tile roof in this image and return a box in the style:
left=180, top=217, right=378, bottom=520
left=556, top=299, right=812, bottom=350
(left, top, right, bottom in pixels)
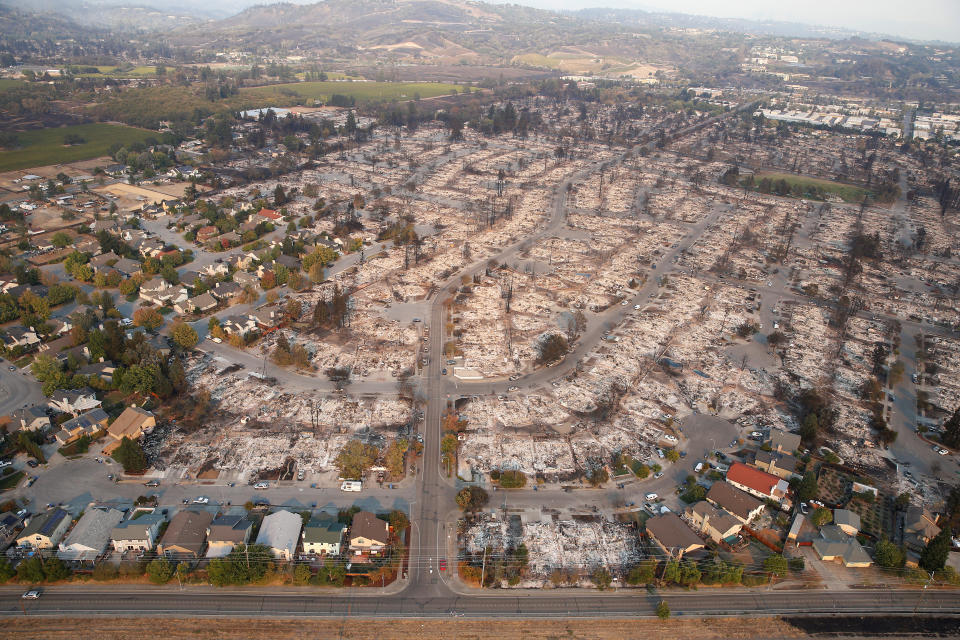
left=726, top=462, right=785, bottom=498
left=258, top=208, right=281, bottom=221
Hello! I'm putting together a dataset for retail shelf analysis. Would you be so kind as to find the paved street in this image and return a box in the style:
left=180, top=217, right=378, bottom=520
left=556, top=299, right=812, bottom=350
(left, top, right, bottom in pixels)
left=1, top=584, right=958, bottom=618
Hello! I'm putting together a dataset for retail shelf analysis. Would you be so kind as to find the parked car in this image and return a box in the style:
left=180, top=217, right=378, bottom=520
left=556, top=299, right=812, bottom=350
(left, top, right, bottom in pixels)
left=694, top=462, right=704, bottom=473
left=26, top=459, right=38, bottom=468
left=144, top=479, right=160, bottom=487
left=192, top=496, right=209, bottom=504
left=653, top=472, right=664, bottom=479
left=645, top=493, right=658, bottom=501
left=21, top=590, right=41, bottom=600
left=253, top=481, right=269, bottom=490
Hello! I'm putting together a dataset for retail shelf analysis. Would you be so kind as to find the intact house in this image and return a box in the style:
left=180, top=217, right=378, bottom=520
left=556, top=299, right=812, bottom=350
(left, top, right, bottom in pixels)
left=54, top=407, right=109, bottom=445
left=78, top=361, right=117, bottom=383
left=349, top=511, right=389, bottom=556
left=139, top=277, right=188, bottom=307
left=17, top=508, right=71, bottom=550
left=257, top=208, right=282, bottom=222
left=111, top=512, right=165, bottom=554
left=726, top=462, right=790, bottom=509
left=211, top=281, right=243, bottom=301
left=232, top=270, right=259, bottom=289
left=205, top=515, right=253, bottom=558
left=706, top=481, right=765, bottom=524
left=2, top=326, right=40, bottom=349
left=101, top=405, right=156, bottom=455
left=11, top=405, right=51, bottom=432
left=686, top=501, right=743, bottom=544
left=644, top=512, right=705, bottom=559
left=904, top=506, right=941, bottom=552
left=832, top=509, right=861, bottom=537
left=768, top=429, right=801, bottom=455
left=255, top=510, right=302, bottom=561
left=57, top=507, right=124, bottom=563
left=200, top=262, right=229, bottom=278
left=221, top=314, right=258, bottom=338
left=48, top=388, right=101, bottom=417
left=302, top=518, right=347, bottom=556
left=112, top=258, right=141, bottom=278
left=812, top=525, right=873, bottom=568
left=748, top=450, right=798, bottom=480
left=158, top=510, right=213, bottom=559
left=89, top=251, right=120, bottom=273
left=251, top=308, right=279, bottom=330
left=174, top=292, right=217, bottom=316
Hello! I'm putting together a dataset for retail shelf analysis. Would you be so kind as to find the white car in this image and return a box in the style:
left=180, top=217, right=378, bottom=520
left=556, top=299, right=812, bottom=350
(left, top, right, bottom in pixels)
left=634, top=304, right=641, bottom=310
left=253, top=481, right=269, bottom=490
left=662, top=435, right=678, bottom=443
left=936, top=447, right=949, bottom=456
left=645, top=493, right=658, bottom=501
left=21, top=590, right=41, bottom=600
left=192, top=496, right=209, bottom=504
left=750, top=431, right=763, bottom=438
left=621, top=300, right=628, bottom=306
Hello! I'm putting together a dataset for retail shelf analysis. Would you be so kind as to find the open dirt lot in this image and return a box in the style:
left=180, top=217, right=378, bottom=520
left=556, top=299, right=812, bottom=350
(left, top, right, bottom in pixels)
left=0, top=615, right=938, bottom=640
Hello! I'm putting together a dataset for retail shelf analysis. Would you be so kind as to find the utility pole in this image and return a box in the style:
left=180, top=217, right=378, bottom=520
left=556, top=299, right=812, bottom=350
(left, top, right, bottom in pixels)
left=913, top=571, right=936, bottom=614
left=480, top=545, right=488, bottom=588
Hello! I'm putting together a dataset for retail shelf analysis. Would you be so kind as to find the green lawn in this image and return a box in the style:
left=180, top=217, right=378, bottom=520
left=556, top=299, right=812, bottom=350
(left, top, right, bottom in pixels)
left=0, top=470, right=25, bottom=491
left=0, top=78, right=26, bottom=90
left=750, top=171, right=870, bottom=203
left=237, top=81, right=463, bottom=107
left=0, top=123, right=155, bottom=172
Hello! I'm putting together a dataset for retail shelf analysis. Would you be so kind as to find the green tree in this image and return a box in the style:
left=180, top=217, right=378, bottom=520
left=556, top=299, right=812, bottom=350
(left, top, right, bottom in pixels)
left=43, top=557, right=71, bottom=581
left=535, top=333, right=568, bottom=364
left=146, top=557, right=174, bottom=584
left=0, top=558, right=15, bottom=583
left=656, top=600, right=671, bottom=619
left=388, top=509, right=409, bottom=532
left=112, top=436, right=148, bottom=473
left=51, top=232, right=71, bottom=248
left=920, top=526, right=952, bottom=571
left=334, top=439, right=378, bottom=479
left=795, top=471, right=818, bottom=503
left=942, top=406, right=960, bottom=449
left=293, top=563, right=312, bottom=585
left=874, top=538, right=906, bottom=569
left=171, top=321, right=199, bottom=349
left=16, top=556, right=45, bottom=582
left=811, top=507, right=832, bottom=527
left=626, top=559, right=657, bottom=585
left=591, top=567, right=612, bottom=590
left=763, top=554, right=789, bottom=577
left=133, top=307, right=163, bottom=331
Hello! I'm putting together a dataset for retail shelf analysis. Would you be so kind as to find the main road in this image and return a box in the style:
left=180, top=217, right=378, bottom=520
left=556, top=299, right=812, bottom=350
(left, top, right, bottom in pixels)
left=2, top=584, right=959, bottom=618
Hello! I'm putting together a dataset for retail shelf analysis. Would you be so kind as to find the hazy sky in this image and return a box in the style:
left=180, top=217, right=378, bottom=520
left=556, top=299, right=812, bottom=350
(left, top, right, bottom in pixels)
left=498, top=0, right=959, bottom=43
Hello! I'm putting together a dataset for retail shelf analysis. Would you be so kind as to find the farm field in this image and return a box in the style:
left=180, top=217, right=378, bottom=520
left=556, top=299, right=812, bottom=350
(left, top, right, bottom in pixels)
left=0, top=123, right=155, bottom=172
left=237, top=81, right=463, bottom=106
left=74, top=65, right=158, bottom=78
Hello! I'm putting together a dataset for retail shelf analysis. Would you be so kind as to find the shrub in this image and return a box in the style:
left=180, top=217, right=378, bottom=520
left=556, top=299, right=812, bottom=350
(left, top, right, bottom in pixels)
left=146, top=557, right=174, bottom=584
left=498, top=470, right=527, bottom=488
left=656, top=600, right=670, bottom=619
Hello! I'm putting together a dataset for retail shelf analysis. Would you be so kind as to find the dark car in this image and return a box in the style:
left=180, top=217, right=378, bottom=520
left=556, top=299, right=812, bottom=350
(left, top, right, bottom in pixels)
left=26, top=459, right=38, bottom=468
